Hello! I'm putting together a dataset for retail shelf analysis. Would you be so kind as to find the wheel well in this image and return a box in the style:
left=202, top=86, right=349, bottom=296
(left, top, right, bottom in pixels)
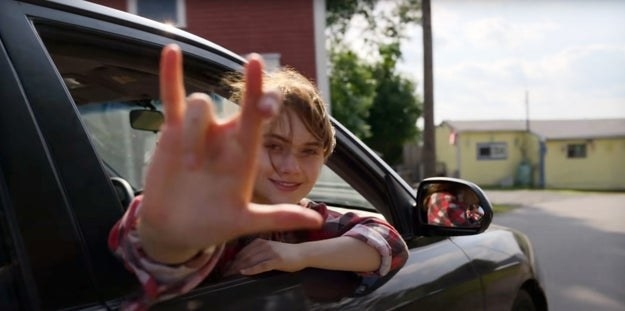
left=521, top=280, right=548, bottom=311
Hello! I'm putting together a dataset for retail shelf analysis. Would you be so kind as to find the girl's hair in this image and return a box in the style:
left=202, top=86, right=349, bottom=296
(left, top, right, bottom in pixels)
left=225, top=66, right=336, bottom=159
left=423, top=182, right=480, bottom=207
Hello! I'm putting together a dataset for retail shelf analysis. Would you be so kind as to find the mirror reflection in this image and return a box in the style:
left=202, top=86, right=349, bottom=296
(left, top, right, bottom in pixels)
left=422, top=182, right=485, bottom=228
left=130, top=109, right=164, bottom=132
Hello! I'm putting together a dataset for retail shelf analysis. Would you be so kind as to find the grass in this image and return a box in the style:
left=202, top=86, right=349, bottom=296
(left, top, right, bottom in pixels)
left=492, top=204, right=517, bottom=214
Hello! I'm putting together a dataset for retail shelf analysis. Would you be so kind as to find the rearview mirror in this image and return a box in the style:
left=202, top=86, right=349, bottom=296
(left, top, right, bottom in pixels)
left=130, top=109, right=164, bottom=132
left=416, top=177, right=493, bottom=235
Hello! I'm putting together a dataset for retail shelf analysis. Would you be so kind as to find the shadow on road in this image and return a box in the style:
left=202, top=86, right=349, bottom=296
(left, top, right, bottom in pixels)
left=494, top=204, right=625, bottom=311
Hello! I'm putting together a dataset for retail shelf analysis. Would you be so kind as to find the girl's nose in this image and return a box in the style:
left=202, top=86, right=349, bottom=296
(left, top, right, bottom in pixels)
left=277, top=152, right=301, bottom=174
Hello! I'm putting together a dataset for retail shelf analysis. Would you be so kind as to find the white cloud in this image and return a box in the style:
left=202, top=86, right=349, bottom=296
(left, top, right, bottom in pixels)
left=397, top=1, right=625, bottom=123
left=464, top=17, right=559, bottom=49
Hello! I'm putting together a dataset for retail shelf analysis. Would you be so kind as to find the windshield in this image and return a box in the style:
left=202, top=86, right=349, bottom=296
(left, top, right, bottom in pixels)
left=78, top=95, right=238, bottom=189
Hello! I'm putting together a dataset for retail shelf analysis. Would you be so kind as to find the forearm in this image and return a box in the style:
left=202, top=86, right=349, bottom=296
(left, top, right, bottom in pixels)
left=299, top=236, right=381, bottom=273
left=109, top=196, right=225, bottom=308
left=138, top=221, right=204, bottom=264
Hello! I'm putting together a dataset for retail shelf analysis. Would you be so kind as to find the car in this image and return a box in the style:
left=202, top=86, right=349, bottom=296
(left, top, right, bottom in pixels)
left=0, top=0, right=547, bottom=310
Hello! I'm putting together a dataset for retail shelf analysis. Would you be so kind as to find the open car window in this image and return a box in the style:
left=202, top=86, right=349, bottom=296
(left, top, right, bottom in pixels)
left=34, top=21, right=383, bottom=221
left=308, top=166, right=375, bottom=212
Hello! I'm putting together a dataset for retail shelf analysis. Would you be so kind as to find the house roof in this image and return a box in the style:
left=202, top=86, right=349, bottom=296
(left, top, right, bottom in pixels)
left=441, top=118, right=625, bottom=140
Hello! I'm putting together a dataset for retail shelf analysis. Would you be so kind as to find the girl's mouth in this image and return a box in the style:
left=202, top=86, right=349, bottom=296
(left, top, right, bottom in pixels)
left=270, top=179, right=301, bottom=191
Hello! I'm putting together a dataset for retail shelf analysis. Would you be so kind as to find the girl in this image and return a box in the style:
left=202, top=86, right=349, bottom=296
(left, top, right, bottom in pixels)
left=109, top=44, right=408, bottom=309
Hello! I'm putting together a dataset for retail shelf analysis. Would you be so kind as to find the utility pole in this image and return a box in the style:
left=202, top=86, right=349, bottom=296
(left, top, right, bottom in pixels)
left=525, top=90, right=530, bottom=132
left=422, top=0, right=436, bottom=178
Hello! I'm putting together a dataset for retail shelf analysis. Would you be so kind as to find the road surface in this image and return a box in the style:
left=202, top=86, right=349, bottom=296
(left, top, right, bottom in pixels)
left=487, top=190, right=625, bottom=311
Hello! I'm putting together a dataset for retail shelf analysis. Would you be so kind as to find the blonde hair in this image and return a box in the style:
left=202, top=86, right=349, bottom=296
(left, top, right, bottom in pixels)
left=423, top=182, right=480, bottom=207
left=226, top=67, right=336, bottom=159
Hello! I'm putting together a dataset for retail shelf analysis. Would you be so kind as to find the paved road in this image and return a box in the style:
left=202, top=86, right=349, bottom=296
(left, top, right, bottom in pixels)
left=486, top=190, right=625, bottom=311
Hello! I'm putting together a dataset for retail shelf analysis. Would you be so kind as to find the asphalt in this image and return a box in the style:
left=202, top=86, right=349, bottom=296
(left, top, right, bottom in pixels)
left=486, top=189, right=625, bottom=311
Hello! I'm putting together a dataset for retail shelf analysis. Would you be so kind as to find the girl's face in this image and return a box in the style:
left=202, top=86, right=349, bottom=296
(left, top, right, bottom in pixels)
left=252, top=111, right=325, bottom=205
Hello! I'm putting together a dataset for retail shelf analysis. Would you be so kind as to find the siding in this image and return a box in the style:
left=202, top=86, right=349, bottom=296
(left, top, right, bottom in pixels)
left=438, top=119, right=625, bottom=190
left=461, top=132, right=536, bottom=186
left=435, top=123, right=457, bottom=176
left=186, top=0, right=316, bottom=81
left=545, top=138, right=625, bottom=190
left=436, top=125, right=542, bottom=187
left=93, top=0, right=317, bottom=81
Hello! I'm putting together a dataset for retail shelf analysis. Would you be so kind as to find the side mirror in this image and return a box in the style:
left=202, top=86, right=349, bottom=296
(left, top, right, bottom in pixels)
left=416, top=177, right=493, bottom=236
left=129, top=109, right=164, bottom=132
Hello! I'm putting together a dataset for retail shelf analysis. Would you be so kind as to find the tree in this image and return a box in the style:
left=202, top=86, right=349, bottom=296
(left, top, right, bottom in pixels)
left=364, top=43, right=421, bottom=165
left=326, top=0, right=423, bottom=165
left=328, top=46, right=376, bottom=139
left=326, top=0, right=421, bottom=46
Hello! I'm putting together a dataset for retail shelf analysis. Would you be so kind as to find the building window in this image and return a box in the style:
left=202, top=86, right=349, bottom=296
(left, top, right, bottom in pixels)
left=258, top=53, right=281, bottom=72
left=476, top=142, right=508, bottom=160
left=567, top=144, right=587, bottom=158
left=128, top=0, right=186, bottom=28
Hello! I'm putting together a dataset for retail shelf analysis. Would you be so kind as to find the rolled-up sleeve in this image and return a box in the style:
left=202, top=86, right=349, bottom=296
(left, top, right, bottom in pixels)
left=108, top=195, right=223, bottom=310
left=304, top=201, right=409, bottom=278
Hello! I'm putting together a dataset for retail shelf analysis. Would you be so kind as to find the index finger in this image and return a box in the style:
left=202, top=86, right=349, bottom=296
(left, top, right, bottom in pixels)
left=160, top=44, right=186, bottom=127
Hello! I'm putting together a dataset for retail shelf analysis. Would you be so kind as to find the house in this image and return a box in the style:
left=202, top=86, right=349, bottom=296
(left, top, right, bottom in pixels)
left=437, top=119, right=625, bottom=190
left=91, top=0, right=329, bottom=104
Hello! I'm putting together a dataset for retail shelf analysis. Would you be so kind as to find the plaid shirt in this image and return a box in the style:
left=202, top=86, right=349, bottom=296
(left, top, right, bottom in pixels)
left=109, top=195, right=409, bottom=310
left=426, top=192, right=478, bottom=227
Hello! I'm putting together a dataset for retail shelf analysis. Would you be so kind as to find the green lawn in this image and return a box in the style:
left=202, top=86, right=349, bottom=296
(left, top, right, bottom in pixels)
left=492, top=204, right=517, bottom=214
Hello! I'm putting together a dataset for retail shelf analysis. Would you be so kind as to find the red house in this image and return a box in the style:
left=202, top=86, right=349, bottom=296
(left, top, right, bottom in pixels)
left=91, top=0, right=329, bottom=104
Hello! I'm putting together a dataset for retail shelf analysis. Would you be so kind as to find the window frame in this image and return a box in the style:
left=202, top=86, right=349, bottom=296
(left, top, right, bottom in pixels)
left=476, top=142, right=508, bottom=160
left=566, top=143, right=587, bottom=159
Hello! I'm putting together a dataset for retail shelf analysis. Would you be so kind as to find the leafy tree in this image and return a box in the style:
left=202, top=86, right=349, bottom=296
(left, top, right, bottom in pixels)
left=328, top=46, right=376, bottom=138
left=326, top=0, right=423, bottom=164
left=326, top=0, right=421, bottom=47
left=326, top=0, right=376, bottom=37
left=364, top=43, right=421, bottom=165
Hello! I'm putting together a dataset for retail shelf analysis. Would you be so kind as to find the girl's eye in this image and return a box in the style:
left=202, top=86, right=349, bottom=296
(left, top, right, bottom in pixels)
left=301, top=148, right=321, bottom=156
left=265, top=143, right=283, bottom=153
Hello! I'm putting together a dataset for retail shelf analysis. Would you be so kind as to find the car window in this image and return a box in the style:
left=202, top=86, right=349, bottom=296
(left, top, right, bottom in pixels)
left=308, top=166, right=377, bottom=213
left=78, top=95, right=238, bottom=189
left=34, top=22, right=240, bottom=191
left=33, top=21, right=381, bottom=219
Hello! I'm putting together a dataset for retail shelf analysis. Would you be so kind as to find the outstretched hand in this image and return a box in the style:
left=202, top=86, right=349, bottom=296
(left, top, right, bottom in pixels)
left=137, top=44, right=323, bottom=264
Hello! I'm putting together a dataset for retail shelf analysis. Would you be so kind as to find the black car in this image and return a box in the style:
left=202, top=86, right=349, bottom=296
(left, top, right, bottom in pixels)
left=0, top=1, right=547, bottom=310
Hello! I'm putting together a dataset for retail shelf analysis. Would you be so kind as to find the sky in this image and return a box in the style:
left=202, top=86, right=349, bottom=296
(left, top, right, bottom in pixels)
left=392, top=0, right=625, bottom=124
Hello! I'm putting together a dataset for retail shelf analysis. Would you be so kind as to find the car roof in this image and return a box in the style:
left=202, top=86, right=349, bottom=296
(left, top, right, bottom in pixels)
left=33, top=0, right=246, bottom=65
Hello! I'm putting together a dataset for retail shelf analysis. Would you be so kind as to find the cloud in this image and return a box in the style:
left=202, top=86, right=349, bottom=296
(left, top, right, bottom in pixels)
left=395, top=1, right=625, bottom=123
left=425, top=43, right=625, bottom=122
left=532, top=45, right=625, bottom=93
left=433, top=58, right=533, bottom=121
left=463, top=17, right=559, bottom=50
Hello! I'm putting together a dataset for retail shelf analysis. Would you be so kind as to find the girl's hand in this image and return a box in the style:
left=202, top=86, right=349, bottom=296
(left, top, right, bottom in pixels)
left=227, top=239, right=307, bottom=275
left=137, top=44, right=323, bottom=264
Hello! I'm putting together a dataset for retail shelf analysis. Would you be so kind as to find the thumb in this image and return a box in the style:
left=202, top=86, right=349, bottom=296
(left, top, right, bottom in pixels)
left=240, top=203, right=324, bottom=235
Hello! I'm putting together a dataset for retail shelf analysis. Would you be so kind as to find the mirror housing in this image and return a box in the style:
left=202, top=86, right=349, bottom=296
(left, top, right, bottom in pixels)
left=130, top=109, right=164, bottom=132
left=416, top=177, right=493, bottom=236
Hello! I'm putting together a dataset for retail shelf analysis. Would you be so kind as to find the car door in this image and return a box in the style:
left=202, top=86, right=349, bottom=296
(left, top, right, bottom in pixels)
left=2, top=1, right=320, bottom=309
left=0, top=1, right=139, bottom=309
